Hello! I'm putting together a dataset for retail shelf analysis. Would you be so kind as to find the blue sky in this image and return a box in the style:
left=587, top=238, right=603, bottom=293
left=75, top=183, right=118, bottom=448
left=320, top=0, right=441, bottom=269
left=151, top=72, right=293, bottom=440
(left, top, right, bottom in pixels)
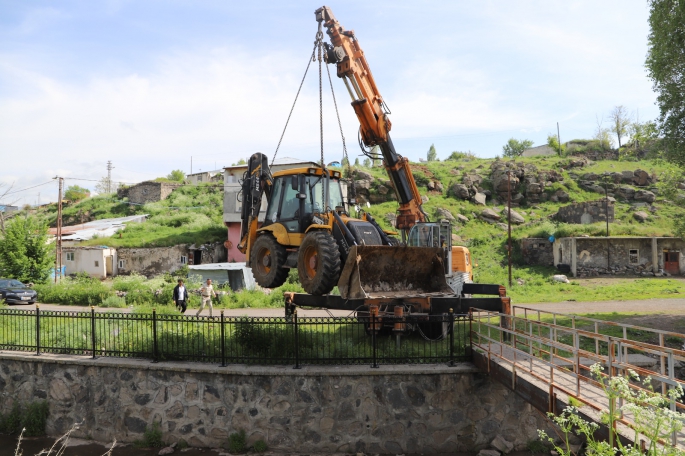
left=0, top=1, right=658, bottom=204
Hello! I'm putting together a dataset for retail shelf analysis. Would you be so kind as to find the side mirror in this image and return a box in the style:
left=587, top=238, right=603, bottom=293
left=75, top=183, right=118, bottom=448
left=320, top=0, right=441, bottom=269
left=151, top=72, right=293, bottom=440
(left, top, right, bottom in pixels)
left=291, top=175, right=298, bottom=190
left=296, top=193, right=307, bottom=200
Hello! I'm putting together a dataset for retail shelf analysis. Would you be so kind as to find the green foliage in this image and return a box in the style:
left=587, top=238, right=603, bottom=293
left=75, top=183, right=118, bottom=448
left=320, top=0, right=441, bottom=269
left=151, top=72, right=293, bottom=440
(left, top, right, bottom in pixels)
left=253, top=439, right=268, bottom=452
left=0, top=216, right=54, bottom=283
left=646, top=0, right=685, bottom=167
left=502, top=138, right=534, bottom=157
left=609, top=105, right=631, bottom=148
left=231, top=158, right=247, bottom=166
left=446, top=150, right=477, bottom=161
left=177, top=439, right=189, bottom=449
left=362, top=158, right=371, bottom=167
left=167, top=169, right=185, bottom=182
left=546, top=134, right=565, bottom=156
left=135, top=422, right=163, bottom=448
left=34, top=276, right=112, bottom=305
left=101, top=295, right=127, bottom=308
left=427, top=144, right=438, bottom=162
left=228, top=430, right=247, bottom=454
left=526, top=439, right=549, bottom=455
left=64, top=185, right=90, bottom=202
left=0, top=401, right=49, bottom=436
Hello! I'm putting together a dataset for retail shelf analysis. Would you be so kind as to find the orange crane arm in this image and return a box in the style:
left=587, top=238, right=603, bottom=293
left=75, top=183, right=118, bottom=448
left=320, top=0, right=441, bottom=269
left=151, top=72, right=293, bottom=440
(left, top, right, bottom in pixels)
left=315, top=6, right=426, bottom=233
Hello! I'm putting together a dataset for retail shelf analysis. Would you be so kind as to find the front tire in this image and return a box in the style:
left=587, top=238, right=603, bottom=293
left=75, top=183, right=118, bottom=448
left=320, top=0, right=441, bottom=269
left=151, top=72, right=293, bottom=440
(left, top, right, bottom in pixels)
left=250, top=234, right=288, bottom=289
left=298, top=231, right=341, bottom=295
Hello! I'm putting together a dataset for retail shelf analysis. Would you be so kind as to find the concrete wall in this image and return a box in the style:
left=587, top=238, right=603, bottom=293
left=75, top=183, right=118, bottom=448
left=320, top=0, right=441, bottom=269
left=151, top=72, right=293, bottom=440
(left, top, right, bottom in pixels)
left=0, top=353, right=556, bottom=454
left=225, top=223, right=245, bottom=262
left=119, top=182, right=181, bottom=206
left=63, top=248, right=117, bottom=278
left=520, top=238, right=554, bottom=266
left=117, top=245, right=189, bottom=277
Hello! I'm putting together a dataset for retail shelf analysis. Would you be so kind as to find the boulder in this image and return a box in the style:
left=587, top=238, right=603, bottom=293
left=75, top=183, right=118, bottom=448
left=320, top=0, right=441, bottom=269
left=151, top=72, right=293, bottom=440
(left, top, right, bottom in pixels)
left=354, top=170, right=374, bottom=181
left=634, top=190, right=656, bottom=203
left=511, top=193, right=524, bottom=203
left=526, top=183, right=543, bottom=194
left=436, top=208, right=455, bottom=221
left=421, top=195, right=429, bottom=203
left=427, top=181, right=436, bottom=191
left=377, top=184, right=389, bottom=195
left=463, top=173, right=484, bottom=187
left=502, top=209, right=525, bottom=224
left=450, top=183, right=470, bottom=200
left=633, top=169, right=651, bottom=186
left=456, top=213, right=470, bottom=223
left=556, top=190, right=570, bottom=203
left=492, top=169, right=519, bottom=194
left=615, top=186, right=635, bottom=201
left=553, top=275, right=570, bottom=283
left=478, top=450, right=501, bottom=456
left=678, top=182, right=685, bottom=190
left=451, top=234, right=463, bottom=244
left=496, top=223, right=508, bottom=230
left=158, top=447, right=175, bottom=455
left=481, top=208, right=500, bottom=221
left=473, top=192, right=487, bottom=206
left=385, top=213, right=397, bottom=227
left=354, top=179, right=372, bottom=191
left=621, top=170, right=634, bottom=183
left=435, top=181, right=444, bottom=192
left=491, top=435, right=514, bottom=454
left=633, top=211, right=649, bottom=222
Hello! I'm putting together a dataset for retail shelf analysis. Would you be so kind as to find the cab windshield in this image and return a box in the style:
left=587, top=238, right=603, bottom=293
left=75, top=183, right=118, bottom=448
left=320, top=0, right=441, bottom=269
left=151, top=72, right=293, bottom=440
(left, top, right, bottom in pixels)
left=305, top=175, right=344, bottom=212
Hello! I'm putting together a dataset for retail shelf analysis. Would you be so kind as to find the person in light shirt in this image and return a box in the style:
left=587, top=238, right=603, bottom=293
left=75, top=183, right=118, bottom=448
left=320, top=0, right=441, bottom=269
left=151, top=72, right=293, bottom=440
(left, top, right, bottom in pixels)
left=172, top=279, right=189, bottom=313
left=198, top=279, right=217, bottom=317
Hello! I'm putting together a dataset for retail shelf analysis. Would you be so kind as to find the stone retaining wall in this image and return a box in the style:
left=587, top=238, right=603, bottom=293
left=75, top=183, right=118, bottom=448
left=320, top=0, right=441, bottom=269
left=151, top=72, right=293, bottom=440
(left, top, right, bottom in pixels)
left=0, top=353, right=555, bottom=454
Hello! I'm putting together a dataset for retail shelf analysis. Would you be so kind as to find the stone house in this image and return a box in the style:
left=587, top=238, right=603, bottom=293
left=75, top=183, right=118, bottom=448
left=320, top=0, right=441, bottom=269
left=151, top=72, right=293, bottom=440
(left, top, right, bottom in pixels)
left=63, top=246, right=118, bottom=278
left=520, top=238, right=554, bottom=266
left=554, top=199, right=615, bottom=224
left=117, top=181, right=181, bottom=205
left=553, top=236, right=685, bottom=277
left=186, top=170, right=224, bottom=185
left=117, top=243, right=226, bottom=277
left=222, top=157, right=321, bottom=263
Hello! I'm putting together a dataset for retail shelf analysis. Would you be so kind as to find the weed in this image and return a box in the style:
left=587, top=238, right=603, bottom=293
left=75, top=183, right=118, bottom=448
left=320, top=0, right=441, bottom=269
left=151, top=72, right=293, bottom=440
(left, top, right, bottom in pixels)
left=101, top=295, right=127, bottom=308
left=177, top=439, right=189, bottom=450
left=253, top=439, right=268, bottom=453
left=134, top=422, right=163, bottom=448
left=228, top=429, right=247, bottom=454
left=22, top=401, right=49, bottom=436
left=526, top=439, right=549, bottom=454
left=0, top=402, right=22, bottom=434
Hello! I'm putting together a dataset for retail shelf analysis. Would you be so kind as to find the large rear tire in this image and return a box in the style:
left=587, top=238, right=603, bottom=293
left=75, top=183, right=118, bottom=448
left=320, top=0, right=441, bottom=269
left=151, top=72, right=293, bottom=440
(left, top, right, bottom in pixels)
left=298, top=230, right=341, bottom=295
left=250, top=234, right=288, bottom=289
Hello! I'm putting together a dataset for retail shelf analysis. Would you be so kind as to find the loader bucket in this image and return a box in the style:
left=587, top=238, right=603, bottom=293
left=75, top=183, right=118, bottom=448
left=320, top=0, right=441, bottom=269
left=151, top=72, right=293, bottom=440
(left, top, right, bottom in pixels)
left=337, top=245, right=454, bottom=300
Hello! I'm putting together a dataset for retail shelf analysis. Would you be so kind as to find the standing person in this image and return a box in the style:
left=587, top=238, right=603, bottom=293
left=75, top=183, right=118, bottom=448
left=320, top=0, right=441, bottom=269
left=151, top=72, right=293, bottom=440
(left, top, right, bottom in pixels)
left=172, top=279, right=189, bottom=313
left=197, top=278, right=217, bottom=317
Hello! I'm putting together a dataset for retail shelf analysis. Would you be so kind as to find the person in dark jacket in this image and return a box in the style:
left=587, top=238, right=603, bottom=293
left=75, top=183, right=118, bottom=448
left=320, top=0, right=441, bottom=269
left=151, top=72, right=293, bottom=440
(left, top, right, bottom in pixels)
left=172, top=279, right=189, bottom=313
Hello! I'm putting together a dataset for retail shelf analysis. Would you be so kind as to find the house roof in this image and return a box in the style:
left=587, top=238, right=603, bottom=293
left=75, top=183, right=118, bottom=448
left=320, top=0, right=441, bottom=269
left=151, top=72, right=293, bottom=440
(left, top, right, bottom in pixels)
left=48, top=215, right=148, bottom=241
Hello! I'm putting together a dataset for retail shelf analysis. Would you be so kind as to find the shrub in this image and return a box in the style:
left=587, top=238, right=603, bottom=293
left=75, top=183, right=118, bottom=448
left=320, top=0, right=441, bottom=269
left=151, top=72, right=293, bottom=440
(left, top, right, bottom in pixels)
left=0, top=401, right=49, bottom=436
left=253, top=439, right=268, bottom=452
left=228, top=430, right=246, bottom=454
left=135, top=422, right=163, bottom=448
left=34, top=279, right=113, bottom=306
left=101, top=295, right=127, bottom=308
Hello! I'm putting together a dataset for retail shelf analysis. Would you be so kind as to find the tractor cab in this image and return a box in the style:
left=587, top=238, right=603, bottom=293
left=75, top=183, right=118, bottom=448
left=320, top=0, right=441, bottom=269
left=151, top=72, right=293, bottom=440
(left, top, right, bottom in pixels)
left=263, top=167, right=346, bottom=234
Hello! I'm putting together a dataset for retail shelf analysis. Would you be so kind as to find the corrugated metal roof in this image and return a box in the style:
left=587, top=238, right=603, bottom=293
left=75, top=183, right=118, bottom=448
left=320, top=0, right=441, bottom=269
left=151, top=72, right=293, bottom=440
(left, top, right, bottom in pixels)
left=48, top=214, right=148, bottom=241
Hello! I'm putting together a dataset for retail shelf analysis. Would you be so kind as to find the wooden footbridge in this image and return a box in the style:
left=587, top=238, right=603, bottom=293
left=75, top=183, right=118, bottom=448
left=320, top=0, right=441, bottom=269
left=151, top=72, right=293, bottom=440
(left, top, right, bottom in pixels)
left=471, top=306, right=685, bottom=449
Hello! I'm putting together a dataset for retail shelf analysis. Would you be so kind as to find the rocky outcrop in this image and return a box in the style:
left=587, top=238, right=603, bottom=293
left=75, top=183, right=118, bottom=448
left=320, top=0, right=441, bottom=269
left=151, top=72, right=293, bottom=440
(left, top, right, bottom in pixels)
left=489, top=161, right=563, bottom=205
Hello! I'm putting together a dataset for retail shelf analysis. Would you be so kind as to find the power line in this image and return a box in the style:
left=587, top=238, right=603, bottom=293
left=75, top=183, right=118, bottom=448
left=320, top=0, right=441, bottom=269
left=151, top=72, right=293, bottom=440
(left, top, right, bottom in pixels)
left=3, top=180, right=55, bottom=197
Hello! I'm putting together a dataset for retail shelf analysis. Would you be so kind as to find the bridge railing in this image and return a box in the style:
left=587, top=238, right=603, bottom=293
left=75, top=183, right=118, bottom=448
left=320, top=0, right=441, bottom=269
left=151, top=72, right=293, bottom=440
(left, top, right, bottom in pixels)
left=470, top=307, right=685, bottom=448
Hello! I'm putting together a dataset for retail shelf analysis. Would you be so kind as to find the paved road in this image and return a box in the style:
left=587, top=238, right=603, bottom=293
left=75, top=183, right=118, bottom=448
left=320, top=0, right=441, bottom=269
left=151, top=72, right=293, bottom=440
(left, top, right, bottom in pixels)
left=10, top=297, right=685, bottom=316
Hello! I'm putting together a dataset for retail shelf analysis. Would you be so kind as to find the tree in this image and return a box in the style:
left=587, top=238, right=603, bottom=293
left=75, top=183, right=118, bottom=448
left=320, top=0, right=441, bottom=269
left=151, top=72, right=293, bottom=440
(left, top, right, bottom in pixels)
left=609, top=105, right=631, bottom=148
left=167, top=170, right=185, bottom=182
left=502, top=138, right=533, bottom=158
left=593, top=115, right=614, bottom=150
left=362, top=158, right=371, bottom=168
left=231, top=158, right=247, bottom=166
left=354, top=157, right=360, bottom=166
left=646, top=0, right=685, bottom=167
left=64, top=185, right=90, bottom=202
left=0, top=216, right=54, bottom=283
left=547, top=134, right=565, bottom=156
left=656, top=165, right=685, bottom=239
left=95, top=176, right=119, bottom=195
left=427, top=144, right=438, bottom=162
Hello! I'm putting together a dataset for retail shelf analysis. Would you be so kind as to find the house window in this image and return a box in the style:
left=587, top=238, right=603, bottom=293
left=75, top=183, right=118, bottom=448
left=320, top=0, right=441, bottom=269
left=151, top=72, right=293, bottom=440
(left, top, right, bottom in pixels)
left=197, top=175, right=203, bottom=182
left=66, top=252, right=74, bottom=261
left=629, top=249, right=639, bottom=265
left=94, top=260, right=99, bottom=267
left=118, top=260, right=125, bottom=269
left=181, top=256, right=187, bottom=264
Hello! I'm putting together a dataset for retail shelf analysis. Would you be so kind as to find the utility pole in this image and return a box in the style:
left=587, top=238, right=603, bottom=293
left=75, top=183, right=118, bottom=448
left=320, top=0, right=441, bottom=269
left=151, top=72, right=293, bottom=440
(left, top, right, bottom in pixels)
left=107, top=161, right=114, bottom=194
left=54, top=177, right=63, bottom=283
left=507, top=169, right=512, bottom=288
left=605, top=179, right=610, bottom=272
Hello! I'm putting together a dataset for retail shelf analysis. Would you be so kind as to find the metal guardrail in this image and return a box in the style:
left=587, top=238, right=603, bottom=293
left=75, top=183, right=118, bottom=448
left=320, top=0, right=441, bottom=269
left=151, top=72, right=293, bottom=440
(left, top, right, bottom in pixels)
left=0, top=307, right=471, bottom=368
left=471, top=306, right=685, bottom=447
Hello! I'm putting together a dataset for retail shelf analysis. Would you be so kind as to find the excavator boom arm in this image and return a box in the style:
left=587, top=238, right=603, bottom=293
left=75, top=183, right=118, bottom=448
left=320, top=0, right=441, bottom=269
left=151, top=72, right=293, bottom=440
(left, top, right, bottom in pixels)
left=316, top=6, right=426, bottom=232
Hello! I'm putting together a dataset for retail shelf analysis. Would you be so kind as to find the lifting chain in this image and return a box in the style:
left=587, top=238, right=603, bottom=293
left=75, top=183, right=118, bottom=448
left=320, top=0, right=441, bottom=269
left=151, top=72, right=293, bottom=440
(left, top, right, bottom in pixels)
left=325, top=57, right=355, bottom=199
left=316, top=24, right=325, bottom=208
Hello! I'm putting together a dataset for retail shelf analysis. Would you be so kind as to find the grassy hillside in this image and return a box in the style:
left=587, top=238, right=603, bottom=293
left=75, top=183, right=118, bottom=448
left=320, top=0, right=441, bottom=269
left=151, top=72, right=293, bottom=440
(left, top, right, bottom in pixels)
left=35, top=183, right=226, bottom=248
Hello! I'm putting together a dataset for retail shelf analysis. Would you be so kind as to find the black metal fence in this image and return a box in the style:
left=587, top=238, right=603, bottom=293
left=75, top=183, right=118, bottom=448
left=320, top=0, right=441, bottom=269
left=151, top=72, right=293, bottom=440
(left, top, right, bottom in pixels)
left=0, top=307, right=472, bottom=367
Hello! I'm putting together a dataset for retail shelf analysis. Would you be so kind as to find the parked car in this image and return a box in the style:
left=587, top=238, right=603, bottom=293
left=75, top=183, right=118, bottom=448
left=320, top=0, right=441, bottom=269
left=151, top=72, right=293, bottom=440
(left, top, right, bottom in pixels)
left=0, top=278, right=37, bottom=304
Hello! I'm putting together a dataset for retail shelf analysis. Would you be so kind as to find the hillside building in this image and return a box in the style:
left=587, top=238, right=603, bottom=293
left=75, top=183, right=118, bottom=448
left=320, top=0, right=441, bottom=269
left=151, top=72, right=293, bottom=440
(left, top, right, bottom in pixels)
left=117, top=181, right=181, bottom=205
left=63, top=246, right=118, bottom=279
left=187, top=170, right=224, bottom=185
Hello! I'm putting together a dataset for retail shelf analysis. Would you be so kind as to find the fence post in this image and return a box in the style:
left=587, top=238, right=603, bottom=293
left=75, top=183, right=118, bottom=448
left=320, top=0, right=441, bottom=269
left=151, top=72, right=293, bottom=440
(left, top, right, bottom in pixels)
left=152, top=308, right=158, bottom=363
left=293, top=309, right=300, bottom=369
left=220, top=311, right=226, bottom=367
left=35, top=304, right=41, bottom=356
left=91, top=306, right=96, bottom=359
left=371, top=309, right=378, bottom=368
left=449, top=308, right=454, bottom=367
